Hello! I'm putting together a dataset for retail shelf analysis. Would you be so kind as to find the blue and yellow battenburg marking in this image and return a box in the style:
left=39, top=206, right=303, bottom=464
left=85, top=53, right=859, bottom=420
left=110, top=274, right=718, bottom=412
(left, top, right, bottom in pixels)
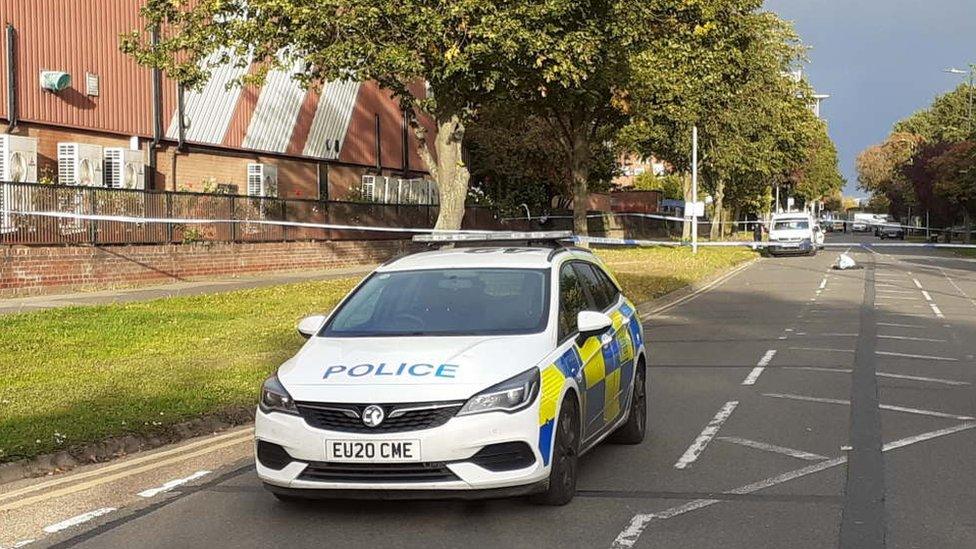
left=537, top=299, right=642, bottom=466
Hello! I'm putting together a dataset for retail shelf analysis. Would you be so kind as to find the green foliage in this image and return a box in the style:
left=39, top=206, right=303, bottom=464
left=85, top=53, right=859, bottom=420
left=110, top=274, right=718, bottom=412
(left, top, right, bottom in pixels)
left=931, top=141, right=976, bottom=214
left=894, top=83, right=975, bottom=143
left=792, top=119, right=846, bottom=202
left=632, top=172, right=684, bottom=200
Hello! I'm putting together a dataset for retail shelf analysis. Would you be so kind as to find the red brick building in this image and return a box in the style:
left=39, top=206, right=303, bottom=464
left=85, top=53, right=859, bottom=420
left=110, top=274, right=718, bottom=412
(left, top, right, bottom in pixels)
left=0, top=0, right=430, bottom=201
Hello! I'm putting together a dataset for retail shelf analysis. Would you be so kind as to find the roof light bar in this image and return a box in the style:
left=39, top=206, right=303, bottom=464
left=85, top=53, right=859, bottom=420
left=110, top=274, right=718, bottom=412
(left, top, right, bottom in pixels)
left=412, top=231, right=573, bottom=243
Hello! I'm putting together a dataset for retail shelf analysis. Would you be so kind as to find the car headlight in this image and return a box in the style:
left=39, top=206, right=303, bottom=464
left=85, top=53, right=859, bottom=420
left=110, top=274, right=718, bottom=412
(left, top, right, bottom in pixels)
left=259, top=375, right=299, bottom=415
left=458, top=368, right=540, bottom=416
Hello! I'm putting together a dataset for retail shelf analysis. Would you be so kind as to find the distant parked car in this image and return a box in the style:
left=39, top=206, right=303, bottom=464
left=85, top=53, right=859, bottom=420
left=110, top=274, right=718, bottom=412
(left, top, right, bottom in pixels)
left=878, top=223, right=905, bottom=240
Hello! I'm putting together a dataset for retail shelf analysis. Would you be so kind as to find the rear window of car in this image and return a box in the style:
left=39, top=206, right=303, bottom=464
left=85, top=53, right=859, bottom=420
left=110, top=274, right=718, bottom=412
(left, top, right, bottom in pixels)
left=323, top=268, right=550, bottom=337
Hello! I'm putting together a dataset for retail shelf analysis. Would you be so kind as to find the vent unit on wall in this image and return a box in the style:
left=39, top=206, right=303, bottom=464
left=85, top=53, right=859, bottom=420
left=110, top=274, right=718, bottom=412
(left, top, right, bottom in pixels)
left=58, top=143, right=104, bottom=186
left=0, top=136, right=39, bottom=233
left=104, top=148, right=146, bottom=190
left=247, top=163, right=278, bottom=197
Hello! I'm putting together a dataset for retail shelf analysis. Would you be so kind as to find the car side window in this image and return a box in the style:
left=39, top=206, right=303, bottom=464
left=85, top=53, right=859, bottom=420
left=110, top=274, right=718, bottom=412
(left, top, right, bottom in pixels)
left=574, top=263, right=613, bottom=311
left=593, top=265, right=621, bottom=305
left=558, top=262, right=589, bottom=341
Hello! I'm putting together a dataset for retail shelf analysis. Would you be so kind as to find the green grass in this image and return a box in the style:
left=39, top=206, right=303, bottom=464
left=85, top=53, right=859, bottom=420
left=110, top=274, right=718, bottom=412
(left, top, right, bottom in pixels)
left=0, top=246, right=755, bottom=462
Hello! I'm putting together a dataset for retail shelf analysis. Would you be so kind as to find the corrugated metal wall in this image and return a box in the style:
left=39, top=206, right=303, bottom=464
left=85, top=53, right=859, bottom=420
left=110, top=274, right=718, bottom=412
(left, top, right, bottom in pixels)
left=0, top=0, right=177, bottom=137
left=0, top=0, right=425, bottom=171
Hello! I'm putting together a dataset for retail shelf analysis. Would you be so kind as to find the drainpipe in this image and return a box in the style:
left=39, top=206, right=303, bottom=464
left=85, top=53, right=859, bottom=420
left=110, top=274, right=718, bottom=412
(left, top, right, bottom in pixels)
left=148, top=25, right=162, bottom=189
left=5, top=24, right=17, bottom=133
left=176, top=83, right=186, bottom=151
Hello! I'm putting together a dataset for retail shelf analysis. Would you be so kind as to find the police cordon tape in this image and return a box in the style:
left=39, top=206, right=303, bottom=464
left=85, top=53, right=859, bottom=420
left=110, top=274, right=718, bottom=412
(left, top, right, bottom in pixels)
left=5, top=209, right=976, bottom=249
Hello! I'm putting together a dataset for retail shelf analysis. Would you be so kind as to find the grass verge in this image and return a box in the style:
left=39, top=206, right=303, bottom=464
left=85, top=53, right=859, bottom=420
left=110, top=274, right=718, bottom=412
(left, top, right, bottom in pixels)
left=0, top=246, right=755, bottom=463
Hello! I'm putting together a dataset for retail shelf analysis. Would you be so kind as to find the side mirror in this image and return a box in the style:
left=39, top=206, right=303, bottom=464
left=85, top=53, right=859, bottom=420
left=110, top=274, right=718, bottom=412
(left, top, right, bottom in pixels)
left=297, top=315, right=327, bottom=339
left=577, top=310, right=613, bottom=341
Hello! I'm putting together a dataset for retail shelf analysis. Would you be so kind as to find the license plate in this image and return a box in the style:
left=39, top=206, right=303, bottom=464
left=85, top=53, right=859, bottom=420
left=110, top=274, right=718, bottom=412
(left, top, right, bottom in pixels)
left=326, top=440, right=421, bottom=462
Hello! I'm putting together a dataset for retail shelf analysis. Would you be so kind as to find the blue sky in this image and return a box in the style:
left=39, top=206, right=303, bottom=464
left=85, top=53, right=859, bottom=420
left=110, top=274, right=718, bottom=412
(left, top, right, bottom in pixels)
left=764, top=0, right=976, bottom=196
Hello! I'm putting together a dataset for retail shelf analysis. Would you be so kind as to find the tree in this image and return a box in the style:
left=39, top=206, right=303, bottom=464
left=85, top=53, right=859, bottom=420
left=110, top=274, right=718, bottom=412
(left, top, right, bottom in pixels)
left=633, top=172, right=684, bottom=200
left=895, top=84, right=975, bottom=144
left=856, top=132, right=922, bottom=218
left=792, top=119, right=845, bottom=203
left=122, top=0, right=601, bottom=230
left=930, top=141, right=976, bottom=242
left=622, top=1, right=815, bottom=237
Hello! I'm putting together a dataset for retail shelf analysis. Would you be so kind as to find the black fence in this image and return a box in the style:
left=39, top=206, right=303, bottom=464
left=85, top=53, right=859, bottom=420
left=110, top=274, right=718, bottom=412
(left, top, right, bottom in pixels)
left=0, top=182, right=512, bottom=246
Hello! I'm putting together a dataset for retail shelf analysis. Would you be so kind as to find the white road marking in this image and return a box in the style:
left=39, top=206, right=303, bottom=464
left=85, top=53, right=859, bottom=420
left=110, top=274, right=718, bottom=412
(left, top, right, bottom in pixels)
left=716, top=436, right=827, bottom=461
left=913, top=278, right=923, bottom=289
left=930, top=303, right=945, bottom=318
left=875, top=296, right=920, bottom=301
left=0, top=430, right=253, bottom=512
left=876, top=372, right=970, bottom=386
left=611, top=422, right=976, bottom=548
left=11, top=541, right=35, bottom=548
left=674, top=401, right=738, bottom=469
left=43, top=508, right=116, bottom=534
left=788, top=346, right=854, bottom=353
left=939, top=267, right=976, bottom=309
left=877, top=322, right=924, bottom=328
left=921, top=290, right=933, bottom=302
left=876, top=289, right=915, bottom=294
left=877, top=334, right=947, bottom=343
left=821, top=333, right=858, bottom=337
left=762, top=393, right=974, bottom=420
left=137, top=470, right=211, bottom=498
left=819, top=278, right=827, bottom=290
left=875, top=350, right=957, bottom=362
left=742, top=350, right=777, bottom=386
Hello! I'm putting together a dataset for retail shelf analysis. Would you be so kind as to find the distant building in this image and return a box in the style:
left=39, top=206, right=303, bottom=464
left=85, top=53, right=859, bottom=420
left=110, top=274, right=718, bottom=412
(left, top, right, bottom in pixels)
left=613, top=152, right=666, bottom=188
left=0, top=0, right=431, bottom=202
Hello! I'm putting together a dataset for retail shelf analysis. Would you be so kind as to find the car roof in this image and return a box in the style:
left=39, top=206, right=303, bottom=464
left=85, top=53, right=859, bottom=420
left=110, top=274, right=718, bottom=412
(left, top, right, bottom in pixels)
left=377, top=246, right=595, bottom=272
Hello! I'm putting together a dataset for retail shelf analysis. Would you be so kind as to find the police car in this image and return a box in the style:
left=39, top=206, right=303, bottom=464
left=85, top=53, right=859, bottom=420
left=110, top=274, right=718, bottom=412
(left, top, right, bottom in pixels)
left=255, top=232, right=647, bottom=505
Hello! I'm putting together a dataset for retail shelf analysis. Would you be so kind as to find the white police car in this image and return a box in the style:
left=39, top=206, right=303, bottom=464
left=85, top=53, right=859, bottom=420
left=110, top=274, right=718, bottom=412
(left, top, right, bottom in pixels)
left=256, top=232, right=647, bottom=505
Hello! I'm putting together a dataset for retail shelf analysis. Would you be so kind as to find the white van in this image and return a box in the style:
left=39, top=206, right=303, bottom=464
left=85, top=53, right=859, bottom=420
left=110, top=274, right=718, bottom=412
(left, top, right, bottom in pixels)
left=767, top=213, right=818, bottom=256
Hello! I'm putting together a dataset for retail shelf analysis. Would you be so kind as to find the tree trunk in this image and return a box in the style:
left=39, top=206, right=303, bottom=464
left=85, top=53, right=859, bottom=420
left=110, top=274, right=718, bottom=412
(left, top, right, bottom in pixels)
left=413, top=114, right=470, bottom=231
left=710, top=179, right=725, bottom=240
left=569, top=131, right=591, bottom=238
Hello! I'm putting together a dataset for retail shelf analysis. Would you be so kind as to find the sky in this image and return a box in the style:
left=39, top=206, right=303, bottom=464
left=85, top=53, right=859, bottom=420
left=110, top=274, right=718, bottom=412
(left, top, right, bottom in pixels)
left=763, top=0, right=976, bottom=197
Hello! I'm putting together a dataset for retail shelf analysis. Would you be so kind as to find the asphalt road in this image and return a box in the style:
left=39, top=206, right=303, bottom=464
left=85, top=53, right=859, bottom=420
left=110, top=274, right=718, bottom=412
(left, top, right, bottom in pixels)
left=13, top=233, right=976, bottom=549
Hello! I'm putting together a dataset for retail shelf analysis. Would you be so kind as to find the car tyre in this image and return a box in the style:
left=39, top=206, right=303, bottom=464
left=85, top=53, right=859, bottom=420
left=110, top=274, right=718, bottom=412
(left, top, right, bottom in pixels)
left=531, top=396, right=580, bottom=506
left=609, top=359, right=647, bottom=445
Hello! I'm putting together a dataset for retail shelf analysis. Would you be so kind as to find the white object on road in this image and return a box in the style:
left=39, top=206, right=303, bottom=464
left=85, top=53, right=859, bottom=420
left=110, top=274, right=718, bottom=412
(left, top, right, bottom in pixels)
left=835, top=253, right=857, bottom=270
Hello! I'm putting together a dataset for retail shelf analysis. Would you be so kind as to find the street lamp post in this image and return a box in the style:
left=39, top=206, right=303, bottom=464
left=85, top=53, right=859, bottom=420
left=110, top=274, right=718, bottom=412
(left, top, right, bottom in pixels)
left=944, top=65, right=975, bottom=134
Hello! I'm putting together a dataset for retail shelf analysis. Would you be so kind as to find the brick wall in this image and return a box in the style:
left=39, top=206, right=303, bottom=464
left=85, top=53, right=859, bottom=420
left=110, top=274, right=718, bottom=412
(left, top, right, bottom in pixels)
left=0, top=240, right=412, bottom=297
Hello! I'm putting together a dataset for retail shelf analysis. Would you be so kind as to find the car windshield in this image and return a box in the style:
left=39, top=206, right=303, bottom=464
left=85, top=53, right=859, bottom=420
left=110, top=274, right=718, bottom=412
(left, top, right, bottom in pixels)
left=773, top=219, right=809, bottom=230
left=323, top=268, right=550, bottom=337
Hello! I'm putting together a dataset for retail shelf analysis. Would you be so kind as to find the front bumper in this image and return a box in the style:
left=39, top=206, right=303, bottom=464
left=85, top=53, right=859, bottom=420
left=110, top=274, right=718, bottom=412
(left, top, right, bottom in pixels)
left=768, top=240, right=813, bottom=254
left=254, top=404, right=549, bottom=494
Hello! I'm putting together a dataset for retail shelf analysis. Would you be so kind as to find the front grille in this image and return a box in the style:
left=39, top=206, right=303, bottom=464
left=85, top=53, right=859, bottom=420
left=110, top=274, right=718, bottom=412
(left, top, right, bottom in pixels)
left=295, top=401, right=464, bottom=433
left=299, top=462, right=460, bottom=483
left=468, top=442, right=537, bottom=472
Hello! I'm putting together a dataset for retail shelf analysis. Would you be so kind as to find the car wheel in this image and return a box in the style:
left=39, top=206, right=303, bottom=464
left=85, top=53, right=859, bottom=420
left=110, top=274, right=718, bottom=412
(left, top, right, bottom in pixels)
left=609, top=359, right=647, bottom=445
left=532, top=396, right=580, bottom=506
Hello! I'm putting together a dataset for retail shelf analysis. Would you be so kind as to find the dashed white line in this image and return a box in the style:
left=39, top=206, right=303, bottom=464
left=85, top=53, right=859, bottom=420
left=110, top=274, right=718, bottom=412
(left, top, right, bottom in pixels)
left=818, top=278, right=827, bottom=290
left=138, top=470, right=211, bottom=498
left=875, top=372, right=970, bottom=386
left=929, top=303, right=945, bottom=318
left=611, top=422, right=976, bottom=548
left=742, top=350, right=777, bottom=386
left=876, top=350, right=957, bottom=361
left=762, top=393, right=974, bottom=420
left=788, top=346, right=854, bottom=353
left=716, top=436, right=827, bottom=461
left=921, top=290, right=933, bottom=302
left=674, top=401, right=739, bottom=470
left=877, top=334, right=947, bottom=343
left=43, top=507, right=116, bottom=534
left=877, top=322, right=925, bottom=328
left=913, top=278, right=923, bottom=289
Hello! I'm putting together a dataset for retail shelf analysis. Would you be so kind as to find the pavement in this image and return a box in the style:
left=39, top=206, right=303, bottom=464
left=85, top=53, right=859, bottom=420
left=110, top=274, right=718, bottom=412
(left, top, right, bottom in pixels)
left=3, top=233, right=975, bottom=548
left=0, top=266, right=374, bottom=315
